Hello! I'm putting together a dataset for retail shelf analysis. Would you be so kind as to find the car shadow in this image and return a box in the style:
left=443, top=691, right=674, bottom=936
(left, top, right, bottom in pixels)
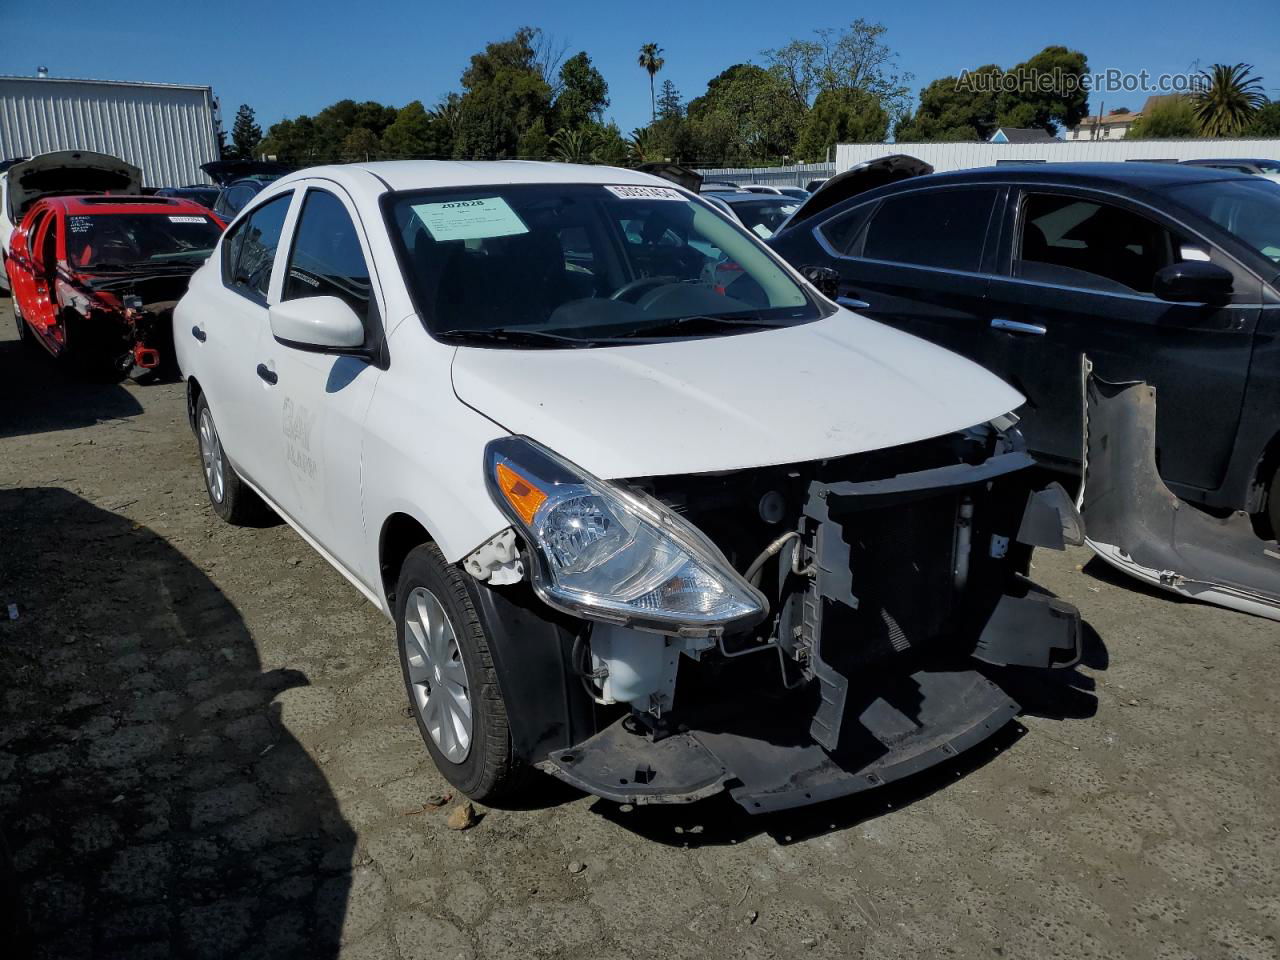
left=0, top=488, right=355, bottom=959
left=0, top=331, right=145, bottom=439
left=589, top=615, right=1107, bottom=849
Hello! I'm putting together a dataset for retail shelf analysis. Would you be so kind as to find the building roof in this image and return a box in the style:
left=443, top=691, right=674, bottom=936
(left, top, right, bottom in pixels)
left=1075, top=112, right=1140, bottom=128
left=0, top=74, right=212, bottom=93
left=990, top=127, right=1057, bottom=144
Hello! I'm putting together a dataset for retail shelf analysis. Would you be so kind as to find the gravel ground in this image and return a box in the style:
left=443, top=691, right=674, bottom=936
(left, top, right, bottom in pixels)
left=0, top=300, right=1277, bottom=960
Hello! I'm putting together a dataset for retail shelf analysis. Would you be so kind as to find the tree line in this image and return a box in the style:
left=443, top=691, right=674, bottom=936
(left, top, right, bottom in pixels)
left=221, top=25, right=1279, bottom=168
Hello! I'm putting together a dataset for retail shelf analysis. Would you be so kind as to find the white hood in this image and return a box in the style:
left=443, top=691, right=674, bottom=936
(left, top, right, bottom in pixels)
left=451, top=311, right=1024, bottom=479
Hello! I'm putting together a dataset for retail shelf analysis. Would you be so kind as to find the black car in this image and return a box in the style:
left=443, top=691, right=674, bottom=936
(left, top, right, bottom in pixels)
left=199, top=160, right=290, bottom=221
left=769, top=160, right=1280, bottom=545
left=153, top=185, right=220, bottom=209
left=1180, top=157, right=1280, bottom=179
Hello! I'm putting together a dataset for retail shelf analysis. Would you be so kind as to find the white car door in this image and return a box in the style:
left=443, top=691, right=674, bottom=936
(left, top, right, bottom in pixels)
left=253, top=181, right=387, bottom=588
left=190, top=189, right=296, bottom=487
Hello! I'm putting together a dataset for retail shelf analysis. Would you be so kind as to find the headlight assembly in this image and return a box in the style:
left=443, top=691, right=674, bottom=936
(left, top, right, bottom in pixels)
left=484, top=436, right=766, bottom=636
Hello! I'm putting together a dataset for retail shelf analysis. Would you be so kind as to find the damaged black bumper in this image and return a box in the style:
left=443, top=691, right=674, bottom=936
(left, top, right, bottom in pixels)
left=525, top=449, right=1084, bottom=814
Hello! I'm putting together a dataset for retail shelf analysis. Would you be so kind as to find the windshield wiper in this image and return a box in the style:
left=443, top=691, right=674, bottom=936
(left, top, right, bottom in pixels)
left=439, top=327, right=615, bottom=348
left=618, top=314, right=789, bottom=338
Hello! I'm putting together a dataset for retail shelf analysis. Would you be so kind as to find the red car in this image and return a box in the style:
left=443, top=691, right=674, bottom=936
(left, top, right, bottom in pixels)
left=6, top=195, right=225, bottom=375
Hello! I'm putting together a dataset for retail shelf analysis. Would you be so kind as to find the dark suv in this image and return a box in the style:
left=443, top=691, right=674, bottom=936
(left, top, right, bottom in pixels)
left=769, top=161, right=1280, bottom=536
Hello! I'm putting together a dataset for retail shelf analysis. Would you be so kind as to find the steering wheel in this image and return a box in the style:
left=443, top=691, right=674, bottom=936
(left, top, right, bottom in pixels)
left=609, top=276, right=676, bottom=303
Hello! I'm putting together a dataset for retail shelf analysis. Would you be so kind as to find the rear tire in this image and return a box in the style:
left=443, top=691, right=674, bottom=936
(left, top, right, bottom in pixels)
left=194, top=394, right=268, bottom=525
left=395, top=542, right=522, bottom=803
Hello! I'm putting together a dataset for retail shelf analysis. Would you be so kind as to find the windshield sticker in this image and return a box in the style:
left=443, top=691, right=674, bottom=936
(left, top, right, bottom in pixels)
left=168, top=215, right=208, bottom=224
left=751, top=223, right=774, bottom=239
left=604, top=184, right=684, bottom=201
left=411, top=197, right=529, bottom=241
left=68, top=216, right=92, bottom=233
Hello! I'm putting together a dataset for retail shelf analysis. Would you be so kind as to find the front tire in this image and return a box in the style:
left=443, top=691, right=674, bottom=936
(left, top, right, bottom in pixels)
left=395, top=543, right=521, bottom=802
left=194, top=394, right=267, bottom=525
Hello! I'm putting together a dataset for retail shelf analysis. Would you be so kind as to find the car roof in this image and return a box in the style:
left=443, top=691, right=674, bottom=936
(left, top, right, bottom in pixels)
left=276, top=160, right=677, bottom=195
left=909, top=161, right=1253, bottom=192
left=1181, top=157, right=1276, bottom=165
left=40, top=195, right=217, bottom=216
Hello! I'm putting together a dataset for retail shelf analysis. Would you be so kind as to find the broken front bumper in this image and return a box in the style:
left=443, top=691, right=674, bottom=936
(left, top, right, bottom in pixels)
left=534, top=451, right=1083, bottom=814
left=1080, top=371, right=1280, bottom=621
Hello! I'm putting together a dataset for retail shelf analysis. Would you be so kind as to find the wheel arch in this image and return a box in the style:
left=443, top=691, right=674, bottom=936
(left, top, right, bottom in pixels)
left=378, top=511, right=436, bottom=611
left=185, top=376, right=204, bottom=432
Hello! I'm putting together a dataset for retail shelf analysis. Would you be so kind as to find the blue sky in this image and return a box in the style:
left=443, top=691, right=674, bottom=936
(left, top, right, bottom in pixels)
left=6, top=0, right=1279, bottom=136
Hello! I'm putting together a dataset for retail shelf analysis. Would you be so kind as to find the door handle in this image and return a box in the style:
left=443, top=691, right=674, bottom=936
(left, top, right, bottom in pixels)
left=191, top=325, right=206, bottom=342
left=837, top=295, right=871, bottom=310
left=255, top=363, right=278, bottom=385
left=991, top=318, right=1047, bottom=336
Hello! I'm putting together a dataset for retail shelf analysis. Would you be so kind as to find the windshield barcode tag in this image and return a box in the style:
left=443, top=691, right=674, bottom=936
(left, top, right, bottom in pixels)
left=604, top=185, right=684, bottom=201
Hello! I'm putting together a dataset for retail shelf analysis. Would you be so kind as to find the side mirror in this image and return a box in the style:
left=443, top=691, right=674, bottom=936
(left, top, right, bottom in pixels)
left=800, top=264, right=840, bottom=299
left=1153, top=261, right=1233, bottom=303
left=269, top=296, right=366, bottom=353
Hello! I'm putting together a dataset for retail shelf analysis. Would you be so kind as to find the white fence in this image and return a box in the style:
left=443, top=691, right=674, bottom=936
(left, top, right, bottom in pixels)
left=834, top=138, right=1280, bottom=173
left=695, top=161, right=836, bottom=188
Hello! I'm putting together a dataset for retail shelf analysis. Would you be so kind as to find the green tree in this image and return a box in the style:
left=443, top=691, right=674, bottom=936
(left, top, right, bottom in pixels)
left=229, top=104, right=262, bottom=160
left=895, top=66, right=1001, bottom=142
left=1244, top=101, right=1280, bottom=136
left=380, top=100, right=453, bottom=158
left=554, top=52, right=609, bottom=130
left=1127, top=97, right=1199, bottom=139
left=656, top=79, right=682, bottom=119
left=995, top=46, right=1090, bottom=134
left=516, top=118, right=550, bottom=159
left=637, top=43, right=666, bottom=122
left=795, top=88, right=889, bottom=161
left=340, top=126, right=380, bottom=161
left=258, top=115, right=319, bottom=163
left=762, top=19, right=912, bottom=121
left=1193, top=63, right=1266, bottom=137
left=453, top=28, right=554, bottom=159
left=685, top=64, right=802, bottom=164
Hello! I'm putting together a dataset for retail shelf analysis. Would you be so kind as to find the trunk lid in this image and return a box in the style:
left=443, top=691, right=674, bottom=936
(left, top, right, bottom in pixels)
left=5, top=151, right=142, bottom=220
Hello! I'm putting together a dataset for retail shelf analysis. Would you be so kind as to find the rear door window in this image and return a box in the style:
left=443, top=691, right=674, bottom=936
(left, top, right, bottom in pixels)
left=282, top=189, right=372, bottom=319
left=224, top=193, right=292, bottom=302
left=862, top=189, right=998, bottom=271
left=1016, top=193, right=1181, bottom=294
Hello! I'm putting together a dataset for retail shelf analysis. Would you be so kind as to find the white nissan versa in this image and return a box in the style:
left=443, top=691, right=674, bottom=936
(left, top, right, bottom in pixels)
left=174, top=161, right=1086, bottom=812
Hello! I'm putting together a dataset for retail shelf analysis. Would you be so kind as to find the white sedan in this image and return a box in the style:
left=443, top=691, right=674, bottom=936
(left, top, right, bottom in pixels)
left=174, top=161, right=1083, bottom=811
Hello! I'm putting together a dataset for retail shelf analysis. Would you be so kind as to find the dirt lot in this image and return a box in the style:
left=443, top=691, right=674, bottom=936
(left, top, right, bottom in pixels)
left=0, top=299, right=1277, bottom=960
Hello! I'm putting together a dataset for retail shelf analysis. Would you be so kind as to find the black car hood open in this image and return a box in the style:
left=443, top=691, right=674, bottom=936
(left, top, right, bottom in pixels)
left=780, top=154, right=933, bottom=233
left=200, top=160, right=291, bottom=186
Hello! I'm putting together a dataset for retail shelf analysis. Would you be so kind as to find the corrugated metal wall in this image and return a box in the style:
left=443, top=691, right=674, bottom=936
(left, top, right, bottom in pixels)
left=835, top=138, right=1280, bottom=173
left=0, top=77, right=219, bottom=187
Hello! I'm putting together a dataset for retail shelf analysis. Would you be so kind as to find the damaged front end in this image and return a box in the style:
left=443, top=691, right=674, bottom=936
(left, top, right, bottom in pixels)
left=54, top=267, right=189, bottom=374
left=471, top=422, right=1084, bottom=813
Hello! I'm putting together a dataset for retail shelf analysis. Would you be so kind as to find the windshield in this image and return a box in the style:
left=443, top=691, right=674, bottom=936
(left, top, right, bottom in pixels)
left=727, top=198, right=800, bottom=239
left=1164, top=178, right=1280, bottom=265
left=66, top=212, right=223, bottom=269
left=387, top=183, right=821, bottom=346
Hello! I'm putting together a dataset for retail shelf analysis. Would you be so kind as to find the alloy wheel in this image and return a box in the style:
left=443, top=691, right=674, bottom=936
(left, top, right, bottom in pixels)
left=198, top=407, right=226, bottom=504
left=402, top=586, right=473, bottom=763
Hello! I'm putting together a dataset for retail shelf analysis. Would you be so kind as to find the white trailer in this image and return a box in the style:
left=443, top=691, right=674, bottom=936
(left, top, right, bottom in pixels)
left=0, top=75, right=219, bottom=188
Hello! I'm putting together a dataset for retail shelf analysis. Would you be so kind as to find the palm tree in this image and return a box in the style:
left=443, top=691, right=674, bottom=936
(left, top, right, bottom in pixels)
left=637, top=43, right=666, bottom=122
left=550, top=126, right=599, bottom=164
left=1193, top=63, right=1267, bottom=137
